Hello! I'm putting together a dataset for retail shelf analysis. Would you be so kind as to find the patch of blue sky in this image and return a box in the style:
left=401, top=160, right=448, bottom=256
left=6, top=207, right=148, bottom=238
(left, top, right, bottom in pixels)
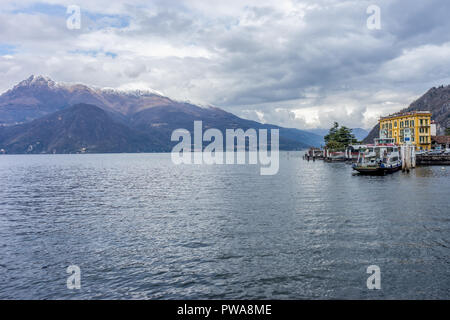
left=69, top=49, right=117, bottom=59
left=0, top=43, right=17, bottom=55
left=105, top=52, right=118, bottom=58
left=84, top=12, right=130, bottom=29
left=10, top=3, right=66, bottom=16
left=10, top=2, right=130, bottom=29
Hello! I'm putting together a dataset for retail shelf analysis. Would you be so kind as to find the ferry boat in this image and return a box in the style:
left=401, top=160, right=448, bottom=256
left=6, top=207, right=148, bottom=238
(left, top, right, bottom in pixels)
left=352, top=138, right=402, bottom=175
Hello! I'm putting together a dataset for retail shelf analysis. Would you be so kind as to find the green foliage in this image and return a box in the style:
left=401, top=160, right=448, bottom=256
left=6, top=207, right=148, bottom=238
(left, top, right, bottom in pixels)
left=326, top=140, right=345, bottom=151
left=324, top=122, right=339, bottom=145
left=324, top=122, right=358, bottom=150
left=446, top=127, right=450, bottom=136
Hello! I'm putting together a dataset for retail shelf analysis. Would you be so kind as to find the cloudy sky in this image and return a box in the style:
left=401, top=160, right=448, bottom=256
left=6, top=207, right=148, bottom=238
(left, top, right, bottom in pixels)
left=1, top=0, right=450, bottom=130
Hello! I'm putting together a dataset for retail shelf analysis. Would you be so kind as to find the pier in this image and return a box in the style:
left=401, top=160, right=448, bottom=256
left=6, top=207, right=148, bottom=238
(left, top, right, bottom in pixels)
left=416, top=154, right=450, bottom=165
left=304, top=145, right=450, bottom=168
left=304, top=147, right=361, bottom=163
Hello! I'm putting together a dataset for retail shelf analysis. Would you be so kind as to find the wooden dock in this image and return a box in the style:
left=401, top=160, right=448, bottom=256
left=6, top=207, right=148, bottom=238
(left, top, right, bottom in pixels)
left=416, top=154, right=450, bottom=165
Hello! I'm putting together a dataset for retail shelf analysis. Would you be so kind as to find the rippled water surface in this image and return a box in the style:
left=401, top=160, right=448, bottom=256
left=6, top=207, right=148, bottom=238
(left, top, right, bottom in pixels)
left=0, top=153, right=449, bottom=299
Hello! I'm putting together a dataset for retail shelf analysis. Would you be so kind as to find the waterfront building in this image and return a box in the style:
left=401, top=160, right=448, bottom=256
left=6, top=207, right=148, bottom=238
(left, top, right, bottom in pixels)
left=431, top=136, right=450, bottom=150
left=430, top=121, right=437, bottom=136
left=379, top=111, right=432, bottom=150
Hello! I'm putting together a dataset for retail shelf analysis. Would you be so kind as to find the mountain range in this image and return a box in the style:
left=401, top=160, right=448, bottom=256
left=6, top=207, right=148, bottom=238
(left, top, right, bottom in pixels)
left=0, top=75, right=324, bottom=154
left=363, top=85, right=450, bottom=143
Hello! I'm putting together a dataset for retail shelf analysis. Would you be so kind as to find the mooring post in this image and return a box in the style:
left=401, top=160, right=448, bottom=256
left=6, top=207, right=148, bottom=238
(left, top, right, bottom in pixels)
left=406, top=147, right=410, bottom=172
left=401, top=145, right=406, bottom=171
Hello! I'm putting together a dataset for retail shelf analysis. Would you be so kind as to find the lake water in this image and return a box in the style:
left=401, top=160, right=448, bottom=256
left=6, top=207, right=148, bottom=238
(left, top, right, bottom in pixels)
left=0, top=152, right=449, bottom=299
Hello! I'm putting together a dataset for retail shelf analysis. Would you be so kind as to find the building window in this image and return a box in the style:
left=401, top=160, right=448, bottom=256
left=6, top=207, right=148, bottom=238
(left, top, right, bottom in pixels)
left=394, top=121, right=397, bottom=127
left=411, top=120, right=414, bottom=127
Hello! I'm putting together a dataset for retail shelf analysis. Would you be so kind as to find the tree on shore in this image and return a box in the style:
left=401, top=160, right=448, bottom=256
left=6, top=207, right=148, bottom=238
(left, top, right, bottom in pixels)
left=324, top=122, right=357, bottom=150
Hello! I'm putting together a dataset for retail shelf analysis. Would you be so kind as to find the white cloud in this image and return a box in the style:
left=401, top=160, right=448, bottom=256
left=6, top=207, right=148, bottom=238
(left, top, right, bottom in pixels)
left=0, top=0, right=449, bottom=130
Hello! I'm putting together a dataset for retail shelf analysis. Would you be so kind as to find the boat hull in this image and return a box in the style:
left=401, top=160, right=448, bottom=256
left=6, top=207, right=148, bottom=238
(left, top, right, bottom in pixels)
left=352, top=163, right=401, bottom=175
left=353, top=167, right=386, bottom=175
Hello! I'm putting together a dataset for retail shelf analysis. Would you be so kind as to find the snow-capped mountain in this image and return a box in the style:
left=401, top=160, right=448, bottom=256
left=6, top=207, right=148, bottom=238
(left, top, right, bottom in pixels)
left=0, top=75, right=176, bottom=123
left=0, top=75, right=324, bottom=153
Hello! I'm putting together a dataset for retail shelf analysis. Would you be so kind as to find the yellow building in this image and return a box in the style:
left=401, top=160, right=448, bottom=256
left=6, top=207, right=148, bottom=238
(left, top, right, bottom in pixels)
left=379, top=111, right=432, bottom=150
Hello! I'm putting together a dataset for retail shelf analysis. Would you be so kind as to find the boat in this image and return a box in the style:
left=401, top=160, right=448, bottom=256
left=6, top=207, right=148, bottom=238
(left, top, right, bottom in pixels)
left=352, top=138, right=402, bottom=175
